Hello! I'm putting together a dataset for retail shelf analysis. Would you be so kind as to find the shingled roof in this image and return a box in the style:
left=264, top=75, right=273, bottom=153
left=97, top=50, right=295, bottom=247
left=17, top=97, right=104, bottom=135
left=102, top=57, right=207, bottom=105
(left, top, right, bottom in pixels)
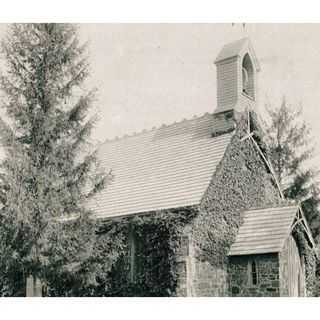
left=88, top=113, right=233, bottom=219
left=228, top=206, right=300, bottom=256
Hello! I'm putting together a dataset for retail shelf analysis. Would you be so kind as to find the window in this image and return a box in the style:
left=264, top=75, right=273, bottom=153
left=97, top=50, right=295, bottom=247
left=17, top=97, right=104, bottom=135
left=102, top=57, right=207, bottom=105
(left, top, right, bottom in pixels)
left=248, top=260, right=258, bottom=286
left=179, top=235, right=189, bottom=256
left=129, top=227, right=137, bottom=283
left=242, top=67, right=249, bottom=94
left=242, top=53, right=254, bottom=99
left=251, top=260, right=258, bottom=285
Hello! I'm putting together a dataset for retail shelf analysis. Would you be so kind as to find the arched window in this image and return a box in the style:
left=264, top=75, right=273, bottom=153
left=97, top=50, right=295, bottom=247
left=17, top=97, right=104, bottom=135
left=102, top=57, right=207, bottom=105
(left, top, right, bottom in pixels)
left=242, top=67, right=249, bottom=94
left=248, top=259, right=258, bottom=286
left=251, top=260, right=258, bottom=285
left=242, top=53, right=254, bottom=98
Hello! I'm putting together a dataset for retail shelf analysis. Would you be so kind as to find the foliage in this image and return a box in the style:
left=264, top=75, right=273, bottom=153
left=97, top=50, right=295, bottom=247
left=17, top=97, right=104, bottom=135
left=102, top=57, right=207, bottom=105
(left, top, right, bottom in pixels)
left=264, top=98, right=314, bottom=183
left=193, top=111, right=281, bottom=269
left=0, top=24, right=107, bottom=296
left=90, top=208, right=197, bottom=297
left=263, top=98, right=318, bottom=295
left=46, top=220, right=127, bottom=297
left=264, top=98, right=320, bottom=241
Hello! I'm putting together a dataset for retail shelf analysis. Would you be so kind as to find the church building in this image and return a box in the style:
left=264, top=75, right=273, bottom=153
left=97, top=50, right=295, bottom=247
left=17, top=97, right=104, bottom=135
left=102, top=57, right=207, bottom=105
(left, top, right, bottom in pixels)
left=90, top=38, right=316, bottom=297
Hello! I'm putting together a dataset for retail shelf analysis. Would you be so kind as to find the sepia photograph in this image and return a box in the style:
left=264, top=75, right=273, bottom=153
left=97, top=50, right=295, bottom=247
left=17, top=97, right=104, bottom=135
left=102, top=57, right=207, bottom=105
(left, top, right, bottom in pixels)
left=0, top=16, right=320, bottom=305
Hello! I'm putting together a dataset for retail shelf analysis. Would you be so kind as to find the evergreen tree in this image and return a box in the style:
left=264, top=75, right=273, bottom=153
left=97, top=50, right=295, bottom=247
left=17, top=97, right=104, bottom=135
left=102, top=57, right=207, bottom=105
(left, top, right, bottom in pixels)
left=264, top=97, right=320, bottom=241
left=0, top=24, right=107, bottom=296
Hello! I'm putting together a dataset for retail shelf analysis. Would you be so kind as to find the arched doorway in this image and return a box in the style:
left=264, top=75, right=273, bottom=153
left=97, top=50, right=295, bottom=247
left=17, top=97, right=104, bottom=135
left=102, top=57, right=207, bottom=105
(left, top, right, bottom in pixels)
left=287, top=235, right=305, bottom=297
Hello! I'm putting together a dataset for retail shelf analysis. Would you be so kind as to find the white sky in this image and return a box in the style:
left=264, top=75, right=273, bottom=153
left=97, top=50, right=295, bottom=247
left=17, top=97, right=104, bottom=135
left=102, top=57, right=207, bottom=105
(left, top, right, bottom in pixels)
left=0, top=23, right=320, bottom=165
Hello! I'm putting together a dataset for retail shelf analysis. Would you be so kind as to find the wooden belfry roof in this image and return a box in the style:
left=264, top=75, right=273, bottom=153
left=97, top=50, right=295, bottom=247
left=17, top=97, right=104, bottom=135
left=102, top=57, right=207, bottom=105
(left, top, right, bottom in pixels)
left=214, top=37, right=261, bottom=71
left=228, top=205, right=314, bottom=256
left=88, top=113, right=232, bottom=219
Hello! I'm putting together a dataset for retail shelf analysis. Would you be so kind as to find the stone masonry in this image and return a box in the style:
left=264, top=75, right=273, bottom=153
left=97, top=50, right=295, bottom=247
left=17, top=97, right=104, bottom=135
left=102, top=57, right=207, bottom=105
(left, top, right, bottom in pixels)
left=228, top=254, right=280, bottom=297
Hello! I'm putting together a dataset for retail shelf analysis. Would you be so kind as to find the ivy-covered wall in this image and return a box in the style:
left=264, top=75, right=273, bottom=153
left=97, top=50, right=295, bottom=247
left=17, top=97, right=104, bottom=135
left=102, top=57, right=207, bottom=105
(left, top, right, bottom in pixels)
left=96, top=111, right=284, bottom=297
left=98, top=207, right=198, bottom=297
left=190, top=111, right=282, bottom=296
left=91, top=111, right=316, bottom=297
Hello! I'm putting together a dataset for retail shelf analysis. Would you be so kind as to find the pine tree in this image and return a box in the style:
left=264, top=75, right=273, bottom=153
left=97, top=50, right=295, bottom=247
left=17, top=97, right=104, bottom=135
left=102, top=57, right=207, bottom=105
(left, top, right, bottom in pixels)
left=264, top=97, right=320, bottom=241
left=0, top=24, right=106, bottom=296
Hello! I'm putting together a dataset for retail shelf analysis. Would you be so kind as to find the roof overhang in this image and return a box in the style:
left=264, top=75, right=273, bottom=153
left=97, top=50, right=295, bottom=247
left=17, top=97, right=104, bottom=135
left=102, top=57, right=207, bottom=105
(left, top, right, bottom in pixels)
left=228, top=205, right=316, bottom=257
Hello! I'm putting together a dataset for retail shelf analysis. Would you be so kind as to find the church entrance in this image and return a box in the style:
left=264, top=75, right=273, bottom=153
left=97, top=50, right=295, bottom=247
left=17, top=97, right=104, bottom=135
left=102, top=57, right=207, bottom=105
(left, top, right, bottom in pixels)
left=287, top=236, right=305, bottom=297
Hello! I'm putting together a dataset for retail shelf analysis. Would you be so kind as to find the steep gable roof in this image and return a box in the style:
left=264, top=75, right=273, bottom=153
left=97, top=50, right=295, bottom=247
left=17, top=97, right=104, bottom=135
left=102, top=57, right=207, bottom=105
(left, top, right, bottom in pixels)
left=88, top=113, right=233, bottom=219
left=214, top=37, right=260, bottom=71
left=228, top=205, right=304, bottom=256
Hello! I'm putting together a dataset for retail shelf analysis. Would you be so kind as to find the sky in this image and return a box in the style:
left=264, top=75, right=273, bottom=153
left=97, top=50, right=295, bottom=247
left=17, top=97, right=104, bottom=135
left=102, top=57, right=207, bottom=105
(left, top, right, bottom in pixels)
left=0, top=23, right=320, bottom=165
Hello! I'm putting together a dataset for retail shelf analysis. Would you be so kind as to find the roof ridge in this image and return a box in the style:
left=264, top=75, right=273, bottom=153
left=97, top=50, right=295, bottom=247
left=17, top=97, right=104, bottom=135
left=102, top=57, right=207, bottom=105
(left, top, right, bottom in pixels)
left=102, top=112, right=213, bottom=144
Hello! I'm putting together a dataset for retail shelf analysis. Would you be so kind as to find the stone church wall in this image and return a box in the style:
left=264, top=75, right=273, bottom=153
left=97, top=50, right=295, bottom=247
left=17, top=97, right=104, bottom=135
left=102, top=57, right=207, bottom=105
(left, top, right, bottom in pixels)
left=228, top=254, right=280, bottom=297
left=98, top=113, right=283, bottom=297
left=189, top=113, right=282, bottom=296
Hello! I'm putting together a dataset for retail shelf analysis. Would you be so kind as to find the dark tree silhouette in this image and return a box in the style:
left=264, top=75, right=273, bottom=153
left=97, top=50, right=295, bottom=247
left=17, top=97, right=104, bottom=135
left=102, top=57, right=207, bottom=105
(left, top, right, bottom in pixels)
left=0, top=24, right=107, bottom=296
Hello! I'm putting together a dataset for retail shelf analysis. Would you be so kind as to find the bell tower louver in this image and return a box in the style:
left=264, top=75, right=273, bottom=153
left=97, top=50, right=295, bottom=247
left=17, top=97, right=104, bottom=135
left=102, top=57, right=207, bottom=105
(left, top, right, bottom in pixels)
left=214, top=38, right=260, bottom=115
